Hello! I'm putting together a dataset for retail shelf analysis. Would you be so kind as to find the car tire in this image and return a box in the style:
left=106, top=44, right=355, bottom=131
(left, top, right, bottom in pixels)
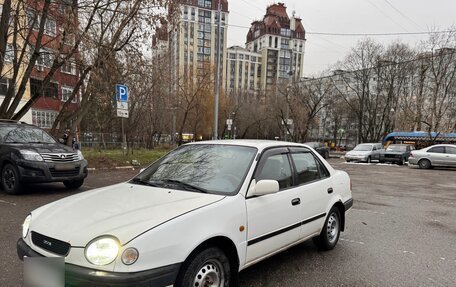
left=175, top=247, right=232, bottom=287
left=366, top=156, right=372, bottom=164
left=418, top=159, right=431, bottom=169
left=399, top=158, right=405, bottom=165
left=1, top=163, right=22, bottom=195
left=63, top=179, right=84, bottom=189
left=313, top=207, right=341, bottom=251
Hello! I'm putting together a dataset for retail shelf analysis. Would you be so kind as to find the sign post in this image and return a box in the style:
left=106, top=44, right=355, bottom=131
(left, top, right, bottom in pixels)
left=116, top=84, right=129, bottom=152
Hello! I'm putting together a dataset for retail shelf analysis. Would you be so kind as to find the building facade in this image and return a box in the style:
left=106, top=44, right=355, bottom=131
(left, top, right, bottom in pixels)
left=167, top=0, right=229, bottom=87
left=245, top=2, right=306, bottom=91
left=0, top=0, right=79, bottom=129
left=225, top=46, right=262, bottom=102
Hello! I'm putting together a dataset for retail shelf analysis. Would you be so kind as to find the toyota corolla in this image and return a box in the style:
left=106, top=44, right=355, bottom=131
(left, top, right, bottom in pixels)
left=17, top=140, right=353, bottom=287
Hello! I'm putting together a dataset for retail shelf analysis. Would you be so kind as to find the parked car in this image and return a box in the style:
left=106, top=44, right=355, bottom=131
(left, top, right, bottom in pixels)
left=0, top=120, right=88, bottom=194
left=379, top=144, right=415, bottom=165
left=17, top=140, right=353, bottom=287
left=344, top=143, right=384, bottom=163
left=304, top=142, right=330, bottom=159
left=408, top=144, right=456, bottom=169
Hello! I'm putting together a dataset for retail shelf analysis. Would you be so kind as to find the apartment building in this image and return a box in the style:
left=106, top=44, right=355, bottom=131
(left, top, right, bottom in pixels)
left=225, top=46, right=262, bottom=102
left=167, top=0, right=229, bottom=87
left=0, top=0, right=79, bottom=129
left=245, top=2, right=306, bottom=91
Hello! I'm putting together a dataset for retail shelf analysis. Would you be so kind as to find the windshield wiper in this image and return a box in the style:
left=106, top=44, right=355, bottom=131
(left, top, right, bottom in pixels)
left=161, top=179, right=208, bottom=193
left=130, top=177, right=162, bottom=187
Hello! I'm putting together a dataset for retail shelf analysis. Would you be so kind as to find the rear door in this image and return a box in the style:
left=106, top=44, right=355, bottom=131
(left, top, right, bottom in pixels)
left=289, top=148, right=332, bottom=238
left=444, top=146, right=456, bottom=166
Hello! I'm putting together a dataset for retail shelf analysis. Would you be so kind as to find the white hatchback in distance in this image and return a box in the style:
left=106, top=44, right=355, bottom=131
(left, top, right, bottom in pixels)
left=18, top=140, right=353, bottom=287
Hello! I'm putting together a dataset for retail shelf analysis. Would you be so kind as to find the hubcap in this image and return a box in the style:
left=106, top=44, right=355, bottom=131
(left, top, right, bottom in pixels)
left=327, top=213, right=339, bottom=244
left=193, top=259, right=224, bottom=287
left=3, top=169, right=15, bottom=190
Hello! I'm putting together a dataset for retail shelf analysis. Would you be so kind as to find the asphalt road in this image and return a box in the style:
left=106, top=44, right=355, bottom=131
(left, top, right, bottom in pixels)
left=1, top=160, right=455, bottom=287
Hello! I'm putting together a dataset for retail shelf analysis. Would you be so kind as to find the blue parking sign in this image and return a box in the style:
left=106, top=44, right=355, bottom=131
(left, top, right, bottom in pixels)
left=116, top=84, right=128, bottom=102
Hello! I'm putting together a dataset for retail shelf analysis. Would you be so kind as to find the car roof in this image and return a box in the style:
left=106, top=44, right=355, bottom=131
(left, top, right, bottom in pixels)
left=187, top=140, right=308, bottom=151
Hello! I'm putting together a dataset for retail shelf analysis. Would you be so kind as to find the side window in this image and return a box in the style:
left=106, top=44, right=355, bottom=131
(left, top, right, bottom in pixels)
left=290, top=152, right=321, bottom=185
left=256, top=154, right=292, bottom=190
left=428, top=146, right=445, bottom=153
left=445, top=146, right=456, bottom=155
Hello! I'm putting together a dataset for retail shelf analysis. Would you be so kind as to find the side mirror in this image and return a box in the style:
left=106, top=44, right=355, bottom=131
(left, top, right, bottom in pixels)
left=250, top=180, right=279, bottom=196
left=58, top=138, right=65, bottom=144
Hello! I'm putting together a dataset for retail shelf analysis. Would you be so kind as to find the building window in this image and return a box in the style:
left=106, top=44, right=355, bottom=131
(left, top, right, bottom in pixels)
left=61, top=60, right=76, bottom=75
left=30, top=78, right=58, bottom=99
left=4, top=44, right=14, bottom=62
left=61, top=86, right=77, bottom=103
left=32, top=110, right=58, bottom=129
left=44, top=18, right=57, bottom=36
left=0, top=78, right=10, bottom=96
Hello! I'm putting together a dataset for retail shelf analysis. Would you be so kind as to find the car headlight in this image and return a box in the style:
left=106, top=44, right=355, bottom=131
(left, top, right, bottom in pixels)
left=77, top=150, right=84, bottom=160
left=20, top=150, right=44, bottom=162
left=23, top=214, right=32, bottom=238
left=85, top=236, right=119, bottom=266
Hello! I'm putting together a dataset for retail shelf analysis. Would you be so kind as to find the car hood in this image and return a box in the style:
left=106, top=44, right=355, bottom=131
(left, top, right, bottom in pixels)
left=30, top=183, right=225, bottom=246
left=7, top=143, right=74, bottom=154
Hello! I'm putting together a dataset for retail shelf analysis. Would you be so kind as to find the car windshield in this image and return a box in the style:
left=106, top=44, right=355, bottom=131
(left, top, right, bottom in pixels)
left=387, top=145, right=407, bottom=152
left=0, top=125, right=56, bottom=144
left=353, top=144, right=372, bottom=151
left=132, top=144, right=257, bottom=195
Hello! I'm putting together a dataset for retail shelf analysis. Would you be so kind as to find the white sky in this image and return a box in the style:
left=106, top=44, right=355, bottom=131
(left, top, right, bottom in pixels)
left=227, top=0, right=456, bottom=76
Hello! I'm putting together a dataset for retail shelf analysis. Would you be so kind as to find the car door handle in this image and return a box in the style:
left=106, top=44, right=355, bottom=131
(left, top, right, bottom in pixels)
left=327, top=188, right=334, bottom=194
left=291, top=198, right=301, bottom=206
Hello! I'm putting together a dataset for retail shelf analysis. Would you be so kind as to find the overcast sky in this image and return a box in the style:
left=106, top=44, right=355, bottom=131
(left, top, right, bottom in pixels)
left=227, top=0, right=456, bottom=76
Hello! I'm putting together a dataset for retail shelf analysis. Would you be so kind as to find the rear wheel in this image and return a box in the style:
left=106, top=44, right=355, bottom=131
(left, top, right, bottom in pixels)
left=175, top=247, right=231, bottom=287
left=1, top=163, right=22, bottom=195
left=63, top=179, right=84, bottom=189
left=313, top=207, right=341, bottom=250
left=418, top=159, right=431, bottom=169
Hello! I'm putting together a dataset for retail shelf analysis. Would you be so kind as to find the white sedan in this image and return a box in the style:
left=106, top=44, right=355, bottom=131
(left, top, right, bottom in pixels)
left=18, top=140, right=353, bottom=287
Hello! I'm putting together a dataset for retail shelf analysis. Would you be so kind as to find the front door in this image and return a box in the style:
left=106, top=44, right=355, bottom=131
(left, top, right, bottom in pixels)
left=245, top=148, right=302, bottom=264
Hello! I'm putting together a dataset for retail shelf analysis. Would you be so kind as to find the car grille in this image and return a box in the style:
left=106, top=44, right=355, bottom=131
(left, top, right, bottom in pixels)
left=31, top=231, right=71, bottom=256
left=385, top=154, right=401, bottom=158
left=41, top=153, right=79, bottom=163
left=49, top=167, right=80, bottom=177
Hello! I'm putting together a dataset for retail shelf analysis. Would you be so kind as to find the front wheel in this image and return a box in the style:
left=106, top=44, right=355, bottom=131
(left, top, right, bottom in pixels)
left=313, top=207, right=341, bottom=251
left=63, top=179, right=84, bottom=189
left=175, top=247, right=231, bottom=287
left=1, top=163, right=22, bottom=195
left=366, top=156, right=372, bottom=164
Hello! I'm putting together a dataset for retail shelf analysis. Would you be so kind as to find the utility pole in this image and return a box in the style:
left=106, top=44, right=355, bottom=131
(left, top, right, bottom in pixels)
left=213, top=0, right=222, bottom=140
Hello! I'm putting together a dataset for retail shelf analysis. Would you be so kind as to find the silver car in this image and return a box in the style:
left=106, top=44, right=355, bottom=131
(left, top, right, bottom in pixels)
left=345, top=143, right=384, bottom=163
left=409, top=144, right=456, bottom=169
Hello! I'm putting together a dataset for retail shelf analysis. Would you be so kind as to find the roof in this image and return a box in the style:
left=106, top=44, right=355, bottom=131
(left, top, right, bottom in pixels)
left=383, top=132, right=456, bottom=143
left=187, top=140, right=307, bottom=151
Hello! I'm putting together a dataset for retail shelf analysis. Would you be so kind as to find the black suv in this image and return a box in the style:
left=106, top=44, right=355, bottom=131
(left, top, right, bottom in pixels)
left=0, top=120, right=88, bottom=194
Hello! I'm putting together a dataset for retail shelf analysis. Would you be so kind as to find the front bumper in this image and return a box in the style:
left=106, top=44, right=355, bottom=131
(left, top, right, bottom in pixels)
left=17, top=238, right=180, bottom=287
left=345, top=155, right=367, bottom=162
left=17, top=159, right=88, bottom=183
